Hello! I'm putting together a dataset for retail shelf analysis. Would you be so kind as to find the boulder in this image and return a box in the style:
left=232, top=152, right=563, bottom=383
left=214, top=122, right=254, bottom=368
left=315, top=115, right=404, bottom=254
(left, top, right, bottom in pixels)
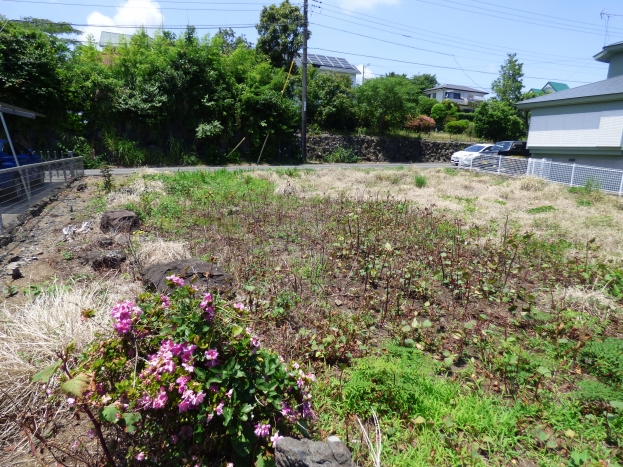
left=114, top=233, right=131, bottom=246
left=82, top=250, right=127, bottom=269
left=100, top=210, right=140, bottom=234
left=275, top=437, right=355, bottom=467
left=143, top=259, right=234, bottom=294
left=97, top=236, right=114, bottom=248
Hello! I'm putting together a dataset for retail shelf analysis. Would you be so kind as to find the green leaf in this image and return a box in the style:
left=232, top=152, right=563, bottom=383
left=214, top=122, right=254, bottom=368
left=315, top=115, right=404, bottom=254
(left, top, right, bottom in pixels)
left=100, top=405, right=120, bottom=423
left=482, top=435, right=494, bottom=443
left=609, top=401, right=623, bottom=411
left=122, top=412, right=141, bottom=434
left=232, top=326, right=244, bottom=337
left=536, top=366, right=551, bottom=378
left=32, top=360, right=61, bottom=383
left=61, top=373, right=91, bottom=397
left=422, top=320, right=432, bottom=328
left=194, top=367, right=206, bottom=381
left=240, top=403, right=254, bottom=414
left=546, top=439, right=558, bottom=449
left=222, top=407, right=233, bottom=426
left=564, top=429, right=576, bottom=438
left=401, top=325, right=412, bottom=333
left=413, top=416, right=425, bottom=425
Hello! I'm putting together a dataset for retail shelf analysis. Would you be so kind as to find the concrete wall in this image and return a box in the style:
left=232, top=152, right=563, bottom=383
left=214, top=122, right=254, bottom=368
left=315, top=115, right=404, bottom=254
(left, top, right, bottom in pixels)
left=608, top=54, right=623, bottom=79
left=306, top=134, right=475, bottom=163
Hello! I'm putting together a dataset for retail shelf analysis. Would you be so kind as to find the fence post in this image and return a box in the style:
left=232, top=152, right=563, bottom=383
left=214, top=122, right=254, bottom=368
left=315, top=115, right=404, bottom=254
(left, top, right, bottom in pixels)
left=497, top=155, right=502, bottom=174
left=618, top=171, right=623, bottom=196
left=570, top=163, right=576, bottom=187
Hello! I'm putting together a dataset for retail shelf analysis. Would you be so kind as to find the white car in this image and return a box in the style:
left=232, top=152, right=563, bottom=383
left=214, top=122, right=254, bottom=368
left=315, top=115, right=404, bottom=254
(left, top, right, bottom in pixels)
left=450, top=144, right=493, bottom=166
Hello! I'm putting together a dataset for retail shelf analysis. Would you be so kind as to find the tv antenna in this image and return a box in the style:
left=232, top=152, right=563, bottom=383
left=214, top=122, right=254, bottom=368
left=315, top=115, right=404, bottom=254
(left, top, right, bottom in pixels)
left=601, top=10, right=623, bottom=46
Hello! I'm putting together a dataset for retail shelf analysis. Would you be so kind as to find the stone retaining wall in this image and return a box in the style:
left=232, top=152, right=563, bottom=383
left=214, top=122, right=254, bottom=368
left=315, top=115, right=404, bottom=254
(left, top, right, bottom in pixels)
left=307, top=134, right=474, bottom=163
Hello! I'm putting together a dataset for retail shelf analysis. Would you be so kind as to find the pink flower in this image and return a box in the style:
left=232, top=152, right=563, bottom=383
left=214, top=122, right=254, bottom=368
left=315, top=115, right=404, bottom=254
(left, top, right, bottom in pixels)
left=205, top=349, right=219, bottom=367
left=176, top=375, right=191, bottom=394
left=200, top=293, right=215, bottom=320
left=271, top=431, right=283, bottom=446
left=178, top=390, right=205, bottom=413
left=71, top=440, right=79, bottom=451
left=191, top=285, right=199, bottom=292
left=135, top=452, right=145, bottom=461
left=110, top=301, right=142, bottom=335
left=182, top=363, right=194, bottom=373
left=166, top=275, right=185, bottom=287
left=215, top=400, right=225, bottom=415
left=254, top=423, right=271, bottom=438
left=87, top=430, right=94, bottom=439
left=234, top=302, right=245, bottom=311
left=251, top=336, right=261, bottom=352
left=67, top=398, right=76, bottom=407
left=171, top=434, right=178, bottom=444
left=179, top=343, right=197, bottom=363
left=226, top=389, right=233, bottom=399
left=209, top=384, right=219, bottom=393
left=160, top=295, right=171, bottom=309
left=151, top=387, right=168, bottom=409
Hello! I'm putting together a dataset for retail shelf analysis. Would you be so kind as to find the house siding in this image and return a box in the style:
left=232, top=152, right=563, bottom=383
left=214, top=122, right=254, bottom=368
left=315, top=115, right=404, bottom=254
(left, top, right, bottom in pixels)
left=527, top=101, right=623, bottom=169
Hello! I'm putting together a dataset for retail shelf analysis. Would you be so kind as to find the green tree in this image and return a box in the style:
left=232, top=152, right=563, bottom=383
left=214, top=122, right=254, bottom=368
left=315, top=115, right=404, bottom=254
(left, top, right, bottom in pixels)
left=256, top=1, right=305, bottom=70
left=354, top=76, right=417, bottom=134
left=307, top=70, right=356, bottom=131
left=430, top=100, right=459, bottom=129
left=417, top=96, right=438, bottom=116
left=410, top=73, right=438, bottom=94
left=473, top=100, right=524, bottom=141
left=491, top=53, right=524, bottom=103
left=215, top=28, right=252, bottom=55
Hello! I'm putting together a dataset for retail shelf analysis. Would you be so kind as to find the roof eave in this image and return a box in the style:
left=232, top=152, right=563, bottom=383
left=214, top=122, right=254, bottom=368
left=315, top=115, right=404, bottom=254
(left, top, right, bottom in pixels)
left=515, top=92, right=623, bottom=109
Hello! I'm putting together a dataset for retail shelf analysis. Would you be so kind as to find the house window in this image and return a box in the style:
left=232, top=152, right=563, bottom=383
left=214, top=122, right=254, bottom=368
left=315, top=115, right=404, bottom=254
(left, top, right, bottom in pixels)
left=427, top=93, right=437, bottom=99
left=445, top=92, right=461, bottom=99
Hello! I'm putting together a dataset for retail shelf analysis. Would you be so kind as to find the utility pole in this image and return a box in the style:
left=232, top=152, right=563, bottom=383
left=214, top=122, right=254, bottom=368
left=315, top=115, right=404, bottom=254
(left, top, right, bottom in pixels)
left=362, top=63, right=370, bottom=84
left=301, top=0, right=308, bottom=162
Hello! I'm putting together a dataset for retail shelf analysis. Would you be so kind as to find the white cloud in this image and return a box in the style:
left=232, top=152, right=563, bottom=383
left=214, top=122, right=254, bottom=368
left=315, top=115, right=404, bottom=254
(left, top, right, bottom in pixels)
left=81, top=0, right=164, bottom=43
left=356, top=64, right=377, bottom=85
left=338, top=0, right=400, bottom=11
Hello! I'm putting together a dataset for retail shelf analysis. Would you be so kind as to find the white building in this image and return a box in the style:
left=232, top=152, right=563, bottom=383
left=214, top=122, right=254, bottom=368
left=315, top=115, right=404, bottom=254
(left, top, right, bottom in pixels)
left=296, top=54, right=361, bottom=86
left=422, top=84, right=488, bottom=110
left=516, top=41, right=623, bottom=169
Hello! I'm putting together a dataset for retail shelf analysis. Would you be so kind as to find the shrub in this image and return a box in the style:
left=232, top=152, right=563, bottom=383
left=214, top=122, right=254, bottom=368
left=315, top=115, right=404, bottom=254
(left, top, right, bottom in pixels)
left=445, top=119, right=470, bottom=135
left=34, top=279, right=314, bottom=465
left=323, top=147, right=359, bottom=163
left=527, top=205, right=556, bottom=214
left=415, top=174, right=427, bottom=188
left=404, top=115, right=435, bottom=134
left=457, top=112, right=475, bottom=122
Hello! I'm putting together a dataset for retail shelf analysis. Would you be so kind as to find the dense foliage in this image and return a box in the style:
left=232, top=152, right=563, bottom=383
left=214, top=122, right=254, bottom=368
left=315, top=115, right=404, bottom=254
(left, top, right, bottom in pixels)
left=36, top=278, right=313, bottom=465
left=474, top=100, right=524, bottom=141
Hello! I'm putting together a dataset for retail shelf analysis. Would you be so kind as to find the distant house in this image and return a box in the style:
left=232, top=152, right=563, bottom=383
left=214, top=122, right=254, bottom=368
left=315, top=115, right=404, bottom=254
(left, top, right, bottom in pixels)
left=296, top=54, right=361, bottom=86
left=422, top=84, right=488, bottom=110
left=529, top=82, right=570, bottom=96
left=516, top=41, right=623, bottom=169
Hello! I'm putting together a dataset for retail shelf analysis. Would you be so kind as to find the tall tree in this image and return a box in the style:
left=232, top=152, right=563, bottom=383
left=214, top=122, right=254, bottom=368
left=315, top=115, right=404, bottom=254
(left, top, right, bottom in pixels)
left=491, top=53, right=524, bottom=103
left=255, top=1, right=305, bottom=69
left=215, top=28, right=252, bottom=55
left=410, top=73, right=438, bottom=94
left=473, top=100, right=524, bottom=141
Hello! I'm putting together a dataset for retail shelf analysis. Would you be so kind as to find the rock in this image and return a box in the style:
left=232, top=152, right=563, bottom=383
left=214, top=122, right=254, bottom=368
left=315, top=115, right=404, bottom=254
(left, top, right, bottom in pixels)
left=114, top=233, right=131, bottom=246
left=11, top=266, right=23, bottom=280
left=100, top=210, right=140, bottom=234
left=7, top=255, right=21, bottom=263
left=82, top=250, right=127, bottom=269
left=143, top=259, right=234, bottom=294
left=276, top=437, right=355, bottom=467
left=97, top=236, right=114, bottom=248
left=75, top=182, right=87, bottom=192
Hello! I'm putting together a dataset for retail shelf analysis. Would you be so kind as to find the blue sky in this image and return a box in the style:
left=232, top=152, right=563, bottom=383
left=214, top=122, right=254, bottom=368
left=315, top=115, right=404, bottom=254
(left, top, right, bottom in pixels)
left=3, top=0, right=623, bottom=94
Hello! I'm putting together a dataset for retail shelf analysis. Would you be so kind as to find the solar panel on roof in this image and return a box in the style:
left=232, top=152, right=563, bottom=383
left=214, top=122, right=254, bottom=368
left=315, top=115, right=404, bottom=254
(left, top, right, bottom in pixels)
left=299, top=54, right=360, bottom=73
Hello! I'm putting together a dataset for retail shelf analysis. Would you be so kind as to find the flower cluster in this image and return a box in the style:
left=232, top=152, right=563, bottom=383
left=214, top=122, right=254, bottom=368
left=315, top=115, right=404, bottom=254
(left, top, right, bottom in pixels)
left=110, top=300, right=143, bottom=334
left=254, top=423, right=271, bottom=438
left=166, top=274, right=185, bottom=287
left=142, top=340, right=196, bottom=379
left=199, top=293, right=215, bottom=321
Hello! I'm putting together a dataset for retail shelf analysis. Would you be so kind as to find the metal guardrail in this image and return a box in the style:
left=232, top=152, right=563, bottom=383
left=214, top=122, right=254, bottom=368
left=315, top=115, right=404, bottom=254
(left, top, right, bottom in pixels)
left=458, top=155, right=623, bottom=195
left=0, top=157, right=84, bottom=232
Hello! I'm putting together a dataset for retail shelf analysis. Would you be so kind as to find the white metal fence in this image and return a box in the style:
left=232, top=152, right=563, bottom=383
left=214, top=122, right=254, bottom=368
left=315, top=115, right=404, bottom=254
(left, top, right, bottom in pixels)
left=458, top=155, right=623, bottom=195
left=0, top=156, right=84, bottom=231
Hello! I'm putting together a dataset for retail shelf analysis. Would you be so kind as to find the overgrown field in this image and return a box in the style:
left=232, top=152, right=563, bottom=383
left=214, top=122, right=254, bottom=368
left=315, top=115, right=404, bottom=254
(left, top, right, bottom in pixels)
left=96, top=167, right=622, bottom=466
left=4, top=167, right=622, bottom=466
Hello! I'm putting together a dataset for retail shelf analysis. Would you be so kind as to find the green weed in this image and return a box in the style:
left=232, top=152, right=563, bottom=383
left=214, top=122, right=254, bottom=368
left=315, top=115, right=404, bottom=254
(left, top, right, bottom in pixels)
left=527, top=205, right=556, bottom=214
left=414, top=174, right=427, bottom=188
left=323, top=147, right=359, bottom=163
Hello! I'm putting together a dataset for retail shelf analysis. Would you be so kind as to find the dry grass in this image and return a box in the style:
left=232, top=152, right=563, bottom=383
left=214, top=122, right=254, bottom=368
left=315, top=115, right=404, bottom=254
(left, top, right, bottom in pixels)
left=132, top=237, right=192, bottom=268
left=254, top=167, right=623, bottom=258
left=106, top=175, right=166, bottom=210
left=0, top=277, right=142, bottom=456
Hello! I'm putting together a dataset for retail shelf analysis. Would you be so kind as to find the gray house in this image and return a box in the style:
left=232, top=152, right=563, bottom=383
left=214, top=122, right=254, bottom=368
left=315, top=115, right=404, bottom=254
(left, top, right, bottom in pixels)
left=516, top=41, right=623, bottom=169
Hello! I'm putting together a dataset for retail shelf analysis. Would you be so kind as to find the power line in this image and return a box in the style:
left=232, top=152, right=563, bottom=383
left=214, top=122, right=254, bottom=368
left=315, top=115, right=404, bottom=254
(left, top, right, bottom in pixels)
left=311, top=10, right=605, bottom=71
left=318, top=1, right=601, bottom=63
left=1, top=0, right=264, bottom=11
left=309, top=47, right=594, bottom=84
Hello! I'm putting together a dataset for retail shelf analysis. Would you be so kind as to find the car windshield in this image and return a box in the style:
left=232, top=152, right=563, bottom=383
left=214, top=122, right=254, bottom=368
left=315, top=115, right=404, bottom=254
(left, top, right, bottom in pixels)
left=463, top=145, right=486, bottom=152
left=492, top=142, right=512, bottom=151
